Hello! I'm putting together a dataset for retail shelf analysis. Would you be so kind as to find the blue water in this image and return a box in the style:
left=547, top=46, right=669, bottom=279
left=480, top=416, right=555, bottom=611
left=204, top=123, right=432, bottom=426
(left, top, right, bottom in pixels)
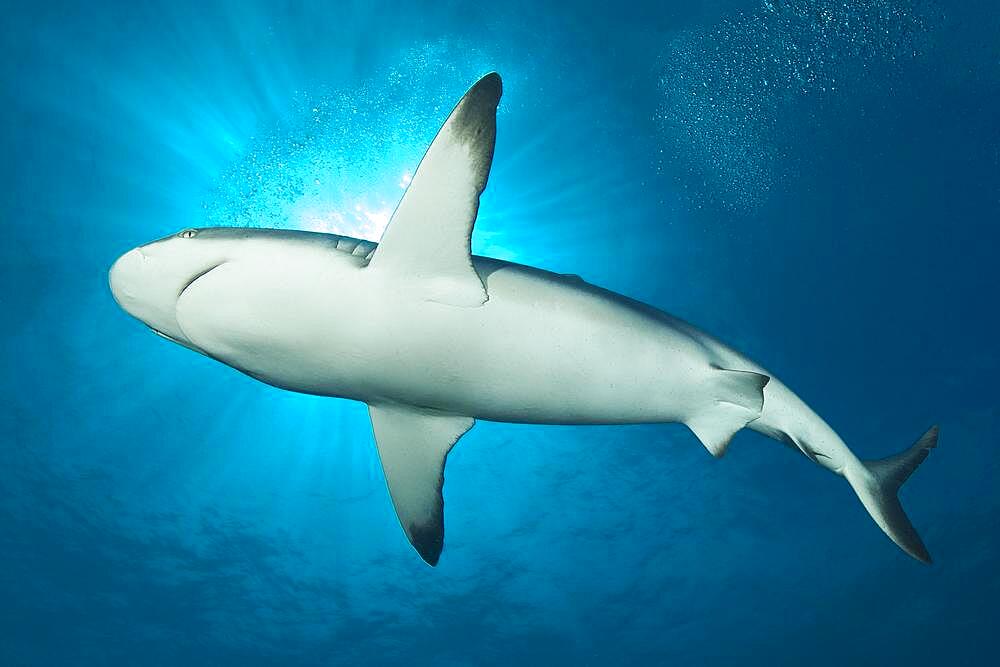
left=2, top=0, right=998, bottom=664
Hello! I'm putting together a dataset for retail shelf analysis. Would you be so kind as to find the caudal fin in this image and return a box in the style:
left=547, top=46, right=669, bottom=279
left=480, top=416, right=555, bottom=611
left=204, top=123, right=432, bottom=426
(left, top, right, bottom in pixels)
left=850, top=426, right=938, bottom=564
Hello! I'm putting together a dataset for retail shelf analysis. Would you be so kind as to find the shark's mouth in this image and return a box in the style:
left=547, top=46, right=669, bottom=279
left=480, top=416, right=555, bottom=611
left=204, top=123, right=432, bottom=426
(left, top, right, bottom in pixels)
left=150, top=327, right=186, bottom=345
left=167, top=262, right=228, bottom=355
left=150, top=325, right=208, bottom=355
left=177, top=262, right=226, bottom=300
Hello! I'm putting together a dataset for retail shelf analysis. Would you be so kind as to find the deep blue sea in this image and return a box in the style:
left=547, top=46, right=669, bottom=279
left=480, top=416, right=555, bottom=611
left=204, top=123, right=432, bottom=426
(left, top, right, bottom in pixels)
left=2, top=1, right=998, bottom=664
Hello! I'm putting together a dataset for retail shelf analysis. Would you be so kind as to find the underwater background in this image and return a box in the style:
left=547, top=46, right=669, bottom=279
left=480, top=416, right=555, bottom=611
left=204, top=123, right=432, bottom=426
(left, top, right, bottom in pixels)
left=2, top=0, right=998, bottom=664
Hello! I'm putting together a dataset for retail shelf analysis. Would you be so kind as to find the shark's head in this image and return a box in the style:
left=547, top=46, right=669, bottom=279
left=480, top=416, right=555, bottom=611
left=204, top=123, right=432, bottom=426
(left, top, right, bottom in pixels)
left=109, top=226, right=362, bottom=359
left=109, top=227, right=235, bottom=351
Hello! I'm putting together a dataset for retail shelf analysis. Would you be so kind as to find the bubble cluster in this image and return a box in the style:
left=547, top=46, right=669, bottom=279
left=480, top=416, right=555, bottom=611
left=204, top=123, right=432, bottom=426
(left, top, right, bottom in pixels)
left=203, top=40, right=502, bottom=239
left=656, top=0, right=936, bottom=211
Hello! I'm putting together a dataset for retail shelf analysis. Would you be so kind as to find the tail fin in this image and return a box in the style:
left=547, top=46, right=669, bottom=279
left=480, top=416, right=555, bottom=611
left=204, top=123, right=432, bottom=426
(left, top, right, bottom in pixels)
left=850, top=426, right=938, bottom=563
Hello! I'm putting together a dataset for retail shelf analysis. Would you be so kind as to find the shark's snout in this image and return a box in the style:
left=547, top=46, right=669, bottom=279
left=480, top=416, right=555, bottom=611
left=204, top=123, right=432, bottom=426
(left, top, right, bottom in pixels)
left=107, top=238, right=229, bottom=353
left=108, top=247, right=146, bottom=308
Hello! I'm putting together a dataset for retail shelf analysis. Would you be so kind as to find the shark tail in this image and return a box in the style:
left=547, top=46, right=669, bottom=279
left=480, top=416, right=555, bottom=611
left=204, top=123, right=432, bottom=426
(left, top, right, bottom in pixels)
left=847, top=425, right=938, bottom=564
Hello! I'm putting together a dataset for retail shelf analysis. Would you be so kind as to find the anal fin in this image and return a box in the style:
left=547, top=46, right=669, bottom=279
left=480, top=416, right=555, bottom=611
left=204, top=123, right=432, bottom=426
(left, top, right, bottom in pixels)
left=686, top=367, right=770, bottom=458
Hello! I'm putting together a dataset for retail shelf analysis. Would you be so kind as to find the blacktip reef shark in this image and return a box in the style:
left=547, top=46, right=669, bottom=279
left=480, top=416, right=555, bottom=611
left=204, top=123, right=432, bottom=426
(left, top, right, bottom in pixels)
left=109, top=73, right=937, bottom=566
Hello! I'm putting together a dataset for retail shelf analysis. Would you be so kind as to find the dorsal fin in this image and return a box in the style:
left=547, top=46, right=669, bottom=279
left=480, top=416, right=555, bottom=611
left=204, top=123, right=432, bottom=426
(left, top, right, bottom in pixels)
left=366, top=73, right=502, bottom=306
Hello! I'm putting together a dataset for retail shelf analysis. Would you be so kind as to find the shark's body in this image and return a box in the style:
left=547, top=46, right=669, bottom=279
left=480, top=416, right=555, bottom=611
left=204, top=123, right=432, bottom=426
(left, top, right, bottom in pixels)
left=109, top=73, right=937, bottom=566
left=170, top=235, right=752, bottom=426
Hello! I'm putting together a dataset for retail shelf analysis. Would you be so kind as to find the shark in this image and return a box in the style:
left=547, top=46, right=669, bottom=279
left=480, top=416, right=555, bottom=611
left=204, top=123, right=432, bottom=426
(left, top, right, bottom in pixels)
left=108, top=73, right=937, bottom=566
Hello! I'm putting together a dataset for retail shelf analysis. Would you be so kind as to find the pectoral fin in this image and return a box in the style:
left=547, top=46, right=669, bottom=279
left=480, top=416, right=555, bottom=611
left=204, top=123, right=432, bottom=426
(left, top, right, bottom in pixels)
left=366, top=73, right=502, bottom=307
left=368, top=403, right=475, bottom=565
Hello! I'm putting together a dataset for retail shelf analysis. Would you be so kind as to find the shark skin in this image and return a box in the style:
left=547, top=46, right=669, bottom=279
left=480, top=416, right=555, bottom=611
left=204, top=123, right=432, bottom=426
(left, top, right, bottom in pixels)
left=109, top=73, right=937, bottom=566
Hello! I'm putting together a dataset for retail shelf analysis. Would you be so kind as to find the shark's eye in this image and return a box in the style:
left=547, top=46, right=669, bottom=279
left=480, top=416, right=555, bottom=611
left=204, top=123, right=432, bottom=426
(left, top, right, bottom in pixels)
left=178, top=229, right=198, bottom=239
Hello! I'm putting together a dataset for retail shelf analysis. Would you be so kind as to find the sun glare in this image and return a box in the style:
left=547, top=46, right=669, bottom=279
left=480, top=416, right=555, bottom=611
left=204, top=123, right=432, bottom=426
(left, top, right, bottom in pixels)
left=298, top=199, right=392, bottom=239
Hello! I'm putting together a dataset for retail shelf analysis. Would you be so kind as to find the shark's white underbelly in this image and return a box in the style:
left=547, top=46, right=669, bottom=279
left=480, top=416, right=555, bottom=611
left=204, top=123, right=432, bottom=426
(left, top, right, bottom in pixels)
left=176, top=254, right=721, bottom=424
left=367, top=259, right=721, bottom=424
